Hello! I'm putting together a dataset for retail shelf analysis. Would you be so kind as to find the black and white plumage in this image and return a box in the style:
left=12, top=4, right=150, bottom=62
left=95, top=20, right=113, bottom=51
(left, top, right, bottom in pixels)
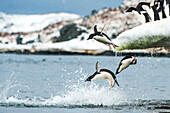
left=126, top=2, right=152, bottom=23
left=116, top=55, right=137, bottom=75
left=87, top=25, right=118, bottom=49
left=136, top=2, right=151, bottom=12
left=126, top=7, right=152, bottom=23
left=165, top=0, right=170, bottom=16
left=126, top=2, right=151, bottom=14
left=85, top=61, right=119, bottom=88
left=143, top=13, right=152, bottom=22
left=152, top=3, right=161, bottom=21
left=154, top=0, right=167, bottom=19
left=158, top=0, right=167, bottom=18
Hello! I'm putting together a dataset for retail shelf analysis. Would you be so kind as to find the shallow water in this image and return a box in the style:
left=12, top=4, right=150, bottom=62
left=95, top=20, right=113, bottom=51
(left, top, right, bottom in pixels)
left=0, top=54, right=170, bottom=113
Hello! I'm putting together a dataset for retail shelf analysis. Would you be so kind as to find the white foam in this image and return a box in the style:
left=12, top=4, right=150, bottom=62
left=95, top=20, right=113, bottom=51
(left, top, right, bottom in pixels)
left=0, top=83, right=126, bottom=107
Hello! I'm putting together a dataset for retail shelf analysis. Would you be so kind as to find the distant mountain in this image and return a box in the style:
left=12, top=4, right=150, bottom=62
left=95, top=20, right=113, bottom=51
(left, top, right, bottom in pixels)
left=0, top=12, right=80, bottom=33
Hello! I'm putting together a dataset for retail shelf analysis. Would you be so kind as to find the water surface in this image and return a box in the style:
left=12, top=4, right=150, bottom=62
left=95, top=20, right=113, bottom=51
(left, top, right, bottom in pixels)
left=0, top=54, right=170, bottom=113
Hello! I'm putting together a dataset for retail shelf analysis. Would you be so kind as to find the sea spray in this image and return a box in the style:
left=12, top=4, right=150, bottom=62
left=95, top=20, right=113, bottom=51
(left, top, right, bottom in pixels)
left=0, top=69, right=126, bottom=107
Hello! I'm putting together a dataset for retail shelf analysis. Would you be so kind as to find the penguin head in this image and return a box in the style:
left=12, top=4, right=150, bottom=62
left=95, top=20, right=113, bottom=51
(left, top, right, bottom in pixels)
left=131, top=56, right=137, bottom=64
left=85, top=71, right=98, bottom=82
left=114, top=78, right=119, bottom=87
left=126, top=7, right=134, bottom=12
left=126, top=7, right=142, bottom=14
left=87, top=25, right=103, bottom=40
left=87, top=34, right=95, bottom=40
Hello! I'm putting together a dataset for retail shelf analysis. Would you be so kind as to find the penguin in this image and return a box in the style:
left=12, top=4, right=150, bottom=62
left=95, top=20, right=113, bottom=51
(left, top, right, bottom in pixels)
left=140, top=2, right=155, bottom=21
left=126, top=2, right=152, bottom=23
left=143, top=13, right=152, bottom=22
left=126, top=7, right=152, bottom=23
left=136, top=2, right=151, bottom=11
left=85, top=61, right=119, bottom=88
left=156, top=0, right=167, bottom=19
left=87, top=25, right=118, bottom=49
left=166, top=0, right=170, bottom=16
left=152, top=2, right=161, bottom=21
left=116, top=55, right=137, bottom=75
left=164, top=0, right=170, bottom=16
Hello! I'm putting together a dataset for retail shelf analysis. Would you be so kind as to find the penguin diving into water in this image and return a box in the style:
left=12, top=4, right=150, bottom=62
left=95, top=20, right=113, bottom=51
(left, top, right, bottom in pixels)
left=116, top=55, right=137, bottom=75
left=87, top=25, right=118, bottom=50
left=85, top=61, right=119, bottom=88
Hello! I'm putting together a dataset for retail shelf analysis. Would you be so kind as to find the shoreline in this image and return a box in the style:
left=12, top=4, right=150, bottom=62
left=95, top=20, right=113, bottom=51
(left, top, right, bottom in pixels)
left=1, top=50, right=169, bottom=57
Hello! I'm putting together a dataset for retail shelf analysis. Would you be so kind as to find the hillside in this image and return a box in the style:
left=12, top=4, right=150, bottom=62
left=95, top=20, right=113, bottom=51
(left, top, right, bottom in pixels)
left=0, top=0, right=169, bottom=56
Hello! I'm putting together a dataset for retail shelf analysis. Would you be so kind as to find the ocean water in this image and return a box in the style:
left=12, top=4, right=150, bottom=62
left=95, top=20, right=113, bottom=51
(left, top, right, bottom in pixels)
left=0, top=54, right=169, bottom=113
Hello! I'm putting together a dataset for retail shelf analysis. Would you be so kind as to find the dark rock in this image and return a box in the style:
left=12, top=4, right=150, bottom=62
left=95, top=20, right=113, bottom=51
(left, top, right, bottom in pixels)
left=16, top=35, right=24, bottom=44
left=52, top=23, right=87, bottom=43
left=25, top=40, right=35, bottom=44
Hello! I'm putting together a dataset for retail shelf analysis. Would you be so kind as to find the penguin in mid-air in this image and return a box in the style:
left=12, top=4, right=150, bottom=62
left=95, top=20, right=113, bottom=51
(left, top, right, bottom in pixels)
left=87, top=25, right=118, bottom=50
left=126, top=2, right=152, bottom=23
left=85, top=61, right=119, bottom=88
left=116, top=55, right=137, bottom=75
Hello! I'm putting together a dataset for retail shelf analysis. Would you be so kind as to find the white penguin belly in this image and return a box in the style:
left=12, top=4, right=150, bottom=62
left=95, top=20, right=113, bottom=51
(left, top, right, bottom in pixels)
left=133, top=11, right=145, bottom=24
left=92, top=72, right=113, bottom=81
left=118, top=59, right=132, bottom=72
left=94, top=36, right=112, bottom=44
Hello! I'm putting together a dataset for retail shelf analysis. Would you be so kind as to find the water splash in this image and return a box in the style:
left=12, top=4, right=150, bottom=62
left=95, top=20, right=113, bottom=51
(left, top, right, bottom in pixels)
left=0, top=75, right=126, bottom=108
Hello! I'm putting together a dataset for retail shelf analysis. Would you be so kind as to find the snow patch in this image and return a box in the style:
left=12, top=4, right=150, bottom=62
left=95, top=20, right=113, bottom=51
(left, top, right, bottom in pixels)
left=115, top=17, right=170, bottom=50
left=0, top=12, right=80, bottom=33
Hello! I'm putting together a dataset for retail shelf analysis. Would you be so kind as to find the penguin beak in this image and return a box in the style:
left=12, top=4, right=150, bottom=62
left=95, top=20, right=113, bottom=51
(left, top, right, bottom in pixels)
left=111, top=79, right=119, bottom=88
left=115, top=79, right=119, bottom=87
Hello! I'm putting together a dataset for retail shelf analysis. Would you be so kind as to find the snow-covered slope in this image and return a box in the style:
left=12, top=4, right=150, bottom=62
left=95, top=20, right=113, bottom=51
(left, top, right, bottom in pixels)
left=0, top=12, right=80, bottom=33
left=115, top=17, right=170, bottom=50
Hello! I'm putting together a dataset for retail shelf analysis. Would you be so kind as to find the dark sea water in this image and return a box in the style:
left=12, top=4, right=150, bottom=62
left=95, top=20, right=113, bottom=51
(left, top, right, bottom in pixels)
left=0, top=54, right=170, bottom=113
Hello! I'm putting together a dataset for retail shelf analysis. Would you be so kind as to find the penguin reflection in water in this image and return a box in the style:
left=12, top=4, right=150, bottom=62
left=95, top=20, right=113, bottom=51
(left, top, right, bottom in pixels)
left=85, top=61, right=119, bottom=88
left=116, top=55, right=137, bottom=75
left=87, top=25, right=118, bottom=50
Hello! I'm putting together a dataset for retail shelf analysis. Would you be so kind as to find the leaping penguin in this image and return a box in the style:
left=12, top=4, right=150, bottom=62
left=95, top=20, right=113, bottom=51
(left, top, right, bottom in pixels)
left=87, top=25, right=118, bottom=49
left=116, top=55, right=137, bottom=75
left=85, top=61, right=119, bottom=88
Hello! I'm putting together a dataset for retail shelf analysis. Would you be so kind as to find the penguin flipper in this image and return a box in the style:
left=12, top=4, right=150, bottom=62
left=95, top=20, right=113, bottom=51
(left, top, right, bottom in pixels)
left=94, top=25, right=98, bottom=33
